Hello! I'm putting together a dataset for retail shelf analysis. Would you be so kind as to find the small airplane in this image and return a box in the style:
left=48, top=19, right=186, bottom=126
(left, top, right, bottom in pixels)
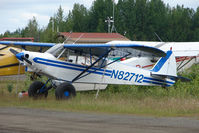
left=0, top=41, right=188, bottom=99
left=0, top=40, right=197, bottom=77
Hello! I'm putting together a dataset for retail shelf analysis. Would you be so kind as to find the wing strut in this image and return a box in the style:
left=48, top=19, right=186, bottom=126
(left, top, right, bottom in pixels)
left=74, top=51, right=132, bottom=81
left=102, top=52, right=131, bottom=67
left=177, top=56, right=195, bottom=71
left=71, top=48, right=113, bottom=83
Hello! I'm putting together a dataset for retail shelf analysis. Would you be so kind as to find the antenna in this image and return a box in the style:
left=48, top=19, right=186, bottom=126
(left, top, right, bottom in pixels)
left=63, top=31, right=72, bottom=44
left=111, top=0, right=117, bottom=33
left=154, top=32, right=163, bottom=42
left=73, top=33, right=84, bottom=44
left=105, top=1, right=117, bottom=33
left=105, top=17, right=114, bottom=33
left=57, top=31, right=75, bottom=59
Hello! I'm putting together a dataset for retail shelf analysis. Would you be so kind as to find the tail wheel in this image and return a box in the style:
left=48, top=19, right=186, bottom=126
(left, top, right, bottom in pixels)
left=28, top=81, right=48, bottom=99
left=55, top=82, right=76, bottom=100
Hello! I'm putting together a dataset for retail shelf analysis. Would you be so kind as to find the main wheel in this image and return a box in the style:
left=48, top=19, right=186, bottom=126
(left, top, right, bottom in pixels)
left=55, top=82, right=76, bottom=100
left=28, top=81, right=48, bottom=99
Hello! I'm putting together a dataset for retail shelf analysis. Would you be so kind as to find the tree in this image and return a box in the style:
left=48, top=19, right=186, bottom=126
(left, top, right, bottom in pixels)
left=40, top=17, right=57, bottom=42
left=89, top=0, right=114, bottom=32
left=192, top=7, right=199, bottom=41
left=146, top=0, right=168, bottom=41
left=64, top=11, right=74, bottom=32
left=115, top=0, right=135, bottom=38
left=3, top=30, right=11, bottom=37
left=70, top=3, right=89, bottom=32
left=54, top=5, right=65, bottom=32
left=166, top=6, right=194, bottom=41
left=96, top=18, right=105, bottom=32
left=21, top=16, right=40, bottom=41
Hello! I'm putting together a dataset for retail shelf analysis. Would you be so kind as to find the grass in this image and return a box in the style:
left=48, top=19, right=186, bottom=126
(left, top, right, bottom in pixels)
left=0, top=92, right=199, bottom=117
left=0, top=65, right=199, bottom=117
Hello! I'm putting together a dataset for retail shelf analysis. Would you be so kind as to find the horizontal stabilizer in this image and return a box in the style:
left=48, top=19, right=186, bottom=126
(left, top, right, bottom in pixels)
left=177, top=76, right=192, bottom=82
left=151, top=73, right=191, bottom=82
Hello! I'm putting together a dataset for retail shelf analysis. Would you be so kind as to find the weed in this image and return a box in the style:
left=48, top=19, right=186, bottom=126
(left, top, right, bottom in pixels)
left=7, top=84, right=13, bottom=93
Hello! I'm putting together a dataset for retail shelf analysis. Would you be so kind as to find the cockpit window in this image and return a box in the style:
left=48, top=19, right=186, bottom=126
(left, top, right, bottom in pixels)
left=56, top=48, right=100, bottom=67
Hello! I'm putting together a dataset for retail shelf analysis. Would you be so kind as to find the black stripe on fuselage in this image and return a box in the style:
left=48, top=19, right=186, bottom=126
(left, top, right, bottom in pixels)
left=0, top=63, right=19, bottom=69
left=0, top=45, right=8, bottom=51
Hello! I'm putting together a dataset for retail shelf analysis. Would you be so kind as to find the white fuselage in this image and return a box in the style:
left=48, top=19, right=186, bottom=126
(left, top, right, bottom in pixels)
left=24, top=51, right=174, bottom=87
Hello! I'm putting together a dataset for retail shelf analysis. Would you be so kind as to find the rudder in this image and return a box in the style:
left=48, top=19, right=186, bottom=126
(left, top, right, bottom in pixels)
left=151, top=50, right=177, bottom=77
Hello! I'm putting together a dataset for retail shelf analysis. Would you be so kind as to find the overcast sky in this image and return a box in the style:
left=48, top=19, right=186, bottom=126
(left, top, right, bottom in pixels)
left=0, top=0, right=198, bottom=34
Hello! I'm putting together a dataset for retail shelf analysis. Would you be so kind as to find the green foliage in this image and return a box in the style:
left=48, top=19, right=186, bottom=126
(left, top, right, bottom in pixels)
left=64, top=3, right=89, bottom=32
left=21, top=16, right=40, bottom=41
left=96, top=18, right=105, bottom=32
left=7, top=84, right=13, bottom=93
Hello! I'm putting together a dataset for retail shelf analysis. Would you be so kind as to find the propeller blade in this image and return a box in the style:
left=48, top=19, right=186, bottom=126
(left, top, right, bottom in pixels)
left=10, top=48, right=19, bottom=55
left=22, top=56, right=32, bottom=65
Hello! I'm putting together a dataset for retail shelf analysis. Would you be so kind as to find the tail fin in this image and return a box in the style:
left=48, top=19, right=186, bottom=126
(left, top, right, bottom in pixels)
left=151, top=50, right=177, bottom=77
left=151, top=50, right=191, bottom=83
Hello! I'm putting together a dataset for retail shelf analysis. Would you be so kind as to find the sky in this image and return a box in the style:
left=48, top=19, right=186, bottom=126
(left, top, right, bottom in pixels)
left=0, top=0, right=199, bottom=34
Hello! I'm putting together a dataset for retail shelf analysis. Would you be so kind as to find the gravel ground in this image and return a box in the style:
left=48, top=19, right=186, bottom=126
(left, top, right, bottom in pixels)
left=0, top=107, right=199, bottom=133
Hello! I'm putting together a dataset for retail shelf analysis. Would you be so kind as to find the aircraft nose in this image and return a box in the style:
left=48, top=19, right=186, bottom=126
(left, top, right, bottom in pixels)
left=16, top=52, right=25, bottom=61
left=15, top=52, right=32, bottom=65
left=16, top=52, right=24, bottom=61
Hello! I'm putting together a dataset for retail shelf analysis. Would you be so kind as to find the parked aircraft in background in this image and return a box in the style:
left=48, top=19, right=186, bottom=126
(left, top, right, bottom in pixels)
left=108, top=41, right=199, bottom=71
left=0, top=41, right=187, bottom=99
left=0, top=44, right=25, bottom=76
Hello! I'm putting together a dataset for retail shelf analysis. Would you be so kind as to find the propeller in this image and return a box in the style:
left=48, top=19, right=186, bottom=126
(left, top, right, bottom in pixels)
left=10, top=48, right=32, bottom=65
left=10, top=48, right=19, bottom=55
left=9, top=48, right=33, bottom=96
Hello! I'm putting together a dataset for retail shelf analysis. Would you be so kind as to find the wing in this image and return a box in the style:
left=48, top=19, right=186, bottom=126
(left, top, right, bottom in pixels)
left=0, top=41, right=166, bottom=57
left=63, top=43, right=166, bottom=57
left=0, top=41, right=55, bottom=47
left=109, top=41, right=199, bottom=57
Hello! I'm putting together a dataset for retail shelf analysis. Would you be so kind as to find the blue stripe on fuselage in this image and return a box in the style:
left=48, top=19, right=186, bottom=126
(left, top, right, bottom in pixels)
left=143, top=76, right=174, bottom=87
left=144, top=77, right=174, bottom=85
left=33, top=57, right=112, bottom=76
left=33, top=57, right=112, bottom=73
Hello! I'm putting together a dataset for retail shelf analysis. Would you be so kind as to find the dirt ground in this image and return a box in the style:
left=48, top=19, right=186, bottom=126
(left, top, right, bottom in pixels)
left=0, top=107, right=199, bottom=133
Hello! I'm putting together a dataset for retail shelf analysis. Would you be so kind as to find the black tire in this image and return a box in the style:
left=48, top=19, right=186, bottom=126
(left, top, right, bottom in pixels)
left=28, top=81, right=48, bottom=99
left=55, top=82, right=76, bottom=100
